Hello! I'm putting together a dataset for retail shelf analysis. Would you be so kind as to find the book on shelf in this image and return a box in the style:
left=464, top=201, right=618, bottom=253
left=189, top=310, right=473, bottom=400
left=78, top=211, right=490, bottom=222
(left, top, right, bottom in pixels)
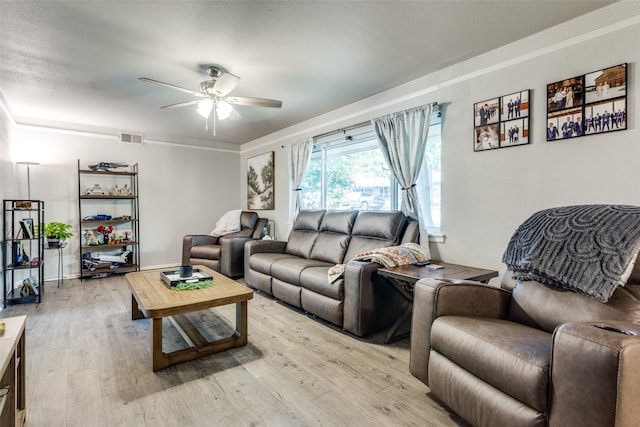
left=18, top=219, right=34, bottom=239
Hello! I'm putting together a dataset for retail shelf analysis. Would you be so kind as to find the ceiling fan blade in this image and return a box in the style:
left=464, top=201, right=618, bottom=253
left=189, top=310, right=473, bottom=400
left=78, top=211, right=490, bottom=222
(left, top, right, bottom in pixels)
left=228, top=109, right=242, bottom=121
left=212, top=72, right=240, bottom=96
left=226, top=96, right=283, bottom=108
left=138, top=77, right=204, bottom=97
left=160, top=100, right=199, bottom=109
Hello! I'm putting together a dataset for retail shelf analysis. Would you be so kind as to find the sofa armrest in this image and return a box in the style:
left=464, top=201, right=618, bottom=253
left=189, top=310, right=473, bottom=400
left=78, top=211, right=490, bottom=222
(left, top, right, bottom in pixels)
left=343, top=260, right=409, bottom=337
left=549, top=321, right=640, bottom=427
left=409, top=278, right=511, bottom=385
left=244, top=239, right=288, bottom=255
left=219, top=236, right=252, bottom=278
left=182, top=234, right=220, bottom=265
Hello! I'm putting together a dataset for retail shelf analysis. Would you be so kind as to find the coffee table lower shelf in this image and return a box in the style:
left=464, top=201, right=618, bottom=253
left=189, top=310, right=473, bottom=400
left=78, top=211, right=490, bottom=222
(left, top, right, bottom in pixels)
left=132, top=297, right=248, bottom=371
left=126, top=266, right=253, bottom=371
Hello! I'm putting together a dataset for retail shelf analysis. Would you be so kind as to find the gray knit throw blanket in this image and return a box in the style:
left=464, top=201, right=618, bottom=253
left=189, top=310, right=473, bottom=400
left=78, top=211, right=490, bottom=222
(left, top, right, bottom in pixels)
left=502, top=205, right=640, bottom=302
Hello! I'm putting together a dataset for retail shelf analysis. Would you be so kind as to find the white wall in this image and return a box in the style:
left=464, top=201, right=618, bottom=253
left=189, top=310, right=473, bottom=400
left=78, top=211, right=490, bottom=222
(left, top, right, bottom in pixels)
left=0, top=101, right=16, bottom=201
left=8, top=126, right=242, bottom=280
left=0, top=100, right=16, bottom=281
left=241, top=2, right=640, bottom=281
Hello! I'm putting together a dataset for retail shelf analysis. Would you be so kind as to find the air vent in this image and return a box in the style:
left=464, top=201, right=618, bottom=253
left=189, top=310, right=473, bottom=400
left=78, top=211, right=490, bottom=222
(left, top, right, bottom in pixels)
left=120, top=132, right=144, bottom=144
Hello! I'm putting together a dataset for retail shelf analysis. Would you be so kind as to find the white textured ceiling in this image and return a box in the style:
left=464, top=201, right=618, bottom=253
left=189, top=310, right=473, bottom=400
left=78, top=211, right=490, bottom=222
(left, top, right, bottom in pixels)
left=0, top=1, right=615, bottom=147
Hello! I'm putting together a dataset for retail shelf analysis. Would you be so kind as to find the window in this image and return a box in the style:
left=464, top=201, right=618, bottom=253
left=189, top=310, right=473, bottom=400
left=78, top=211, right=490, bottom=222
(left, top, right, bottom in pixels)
left=301, top=111, right=441, bottom=233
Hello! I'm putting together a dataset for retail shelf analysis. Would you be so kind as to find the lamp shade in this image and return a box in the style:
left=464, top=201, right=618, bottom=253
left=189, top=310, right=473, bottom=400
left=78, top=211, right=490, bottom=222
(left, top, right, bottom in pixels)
left=197, top=98, right=214, bottom=118
left=216, top=100, right=233, bottom=120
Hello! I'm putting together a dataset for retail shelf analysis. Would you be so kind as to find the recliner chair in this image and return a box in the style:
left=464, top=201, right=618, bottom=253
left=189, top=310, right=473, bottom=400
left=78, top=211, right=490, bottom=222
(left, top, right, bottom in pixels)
left=182, top=211, right=267, bottom=278
left=410, top=205, right=640, bottom=427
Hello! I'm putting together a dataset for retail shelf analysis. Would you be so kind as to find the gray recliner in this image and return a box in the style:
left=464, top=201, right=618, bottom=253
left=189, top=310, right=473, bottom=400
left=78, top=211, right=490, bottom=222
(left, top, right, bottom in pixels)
left=182, top=211, right=267, bottom=278
left=410, top=205, right=640, bottom=427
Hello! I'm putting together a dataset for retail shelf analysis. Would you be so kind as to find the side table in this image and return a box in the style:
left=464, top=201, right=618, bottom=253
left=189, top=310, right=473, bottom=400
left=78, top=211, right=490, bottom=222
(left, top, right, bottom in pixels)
left=378, top=262, right=499, bottom=343
left=45, top=242, right=67, bottom=287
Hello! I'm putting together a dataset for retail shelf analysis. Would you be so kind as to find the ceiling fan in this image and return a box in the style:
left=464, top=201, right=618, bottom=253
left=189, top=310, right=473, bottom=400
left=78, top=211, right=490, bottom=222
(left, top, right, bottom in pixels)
left=139, top=66, right=282, bottom=134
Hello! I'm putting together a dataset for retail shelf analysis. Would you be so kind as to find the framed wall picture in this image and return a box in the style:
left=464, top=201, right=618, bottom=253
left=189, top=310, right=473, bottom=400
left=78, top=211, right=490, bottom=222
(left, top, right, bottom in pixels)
left=474, top=89, right=530, bottom=151
left=247, top=151, right=275, bottom=210
left=546, top=63, right=627, bottom=141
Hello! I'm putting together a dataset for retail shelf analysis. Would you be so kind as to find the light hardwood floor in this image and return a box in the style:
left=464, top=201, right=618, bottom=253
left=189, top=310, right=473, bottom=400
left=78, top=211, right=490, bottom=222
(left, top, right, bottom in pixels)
left=0, top=275, right=467, bottom=427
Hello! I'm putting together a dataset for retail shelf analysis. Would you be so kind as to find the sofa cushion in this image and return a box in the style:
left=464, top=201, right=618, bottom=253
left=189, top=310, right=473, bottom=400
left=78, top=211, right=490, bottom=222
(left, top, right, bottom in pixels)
left=352, top=211, right=406, bottom=240
left=344, top=211, right=407, bottom=260
left=431, top=315, right=551, bottom=413
left=285, top=210, right=326, bottom=258
left=344, top=237, right=395, bottom=262
left=293, top=209, right=326, bottom=231
left=248, top=252, right=300, bottom=275
left=307, top=210, right=358, bottom=264
left=310, top=233, right=351, bottom=264
left=300, top=266, right=343, bottom=300
left=508, top=280, right=640, bottom=333
left=320, top=210, right=358, bottom=234
left=286, top=231, right=320, bottom=258
left=271, top=258, right=333, bottom=285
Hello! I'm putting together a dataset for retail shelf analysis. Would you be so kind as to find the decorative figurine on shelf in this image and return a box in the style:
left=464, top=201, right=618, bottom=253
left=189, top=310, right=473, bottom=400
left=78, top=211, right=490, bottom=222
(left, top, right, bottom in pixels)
left=96, top=225, right=113, bottom=245
left=84, top=184, right=104, bottom=195
left=88, top=162, right=128, bottom=171
left=83, top=229, right=94, bottom=245
left=21, top=248, right=30, bottom=266
left=122, top=231, right=132, bottom=242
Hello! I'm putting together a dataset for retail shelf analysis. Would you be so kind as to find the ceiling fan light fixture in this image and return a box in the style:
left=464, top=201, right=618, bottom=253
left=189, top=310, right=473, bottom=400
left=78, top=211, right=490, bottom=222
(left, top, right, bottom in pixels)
left=196, top=98, right=213, bottom=118
left=216, top=100, right=233, bottom=120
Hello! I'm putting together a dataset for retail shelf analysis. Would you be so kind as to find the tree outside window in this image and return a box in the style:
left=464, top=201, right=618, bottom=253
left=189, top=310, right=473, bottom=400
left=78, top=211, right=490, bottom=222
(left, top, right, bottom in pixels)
left=300, top=114, right=441, bottom=233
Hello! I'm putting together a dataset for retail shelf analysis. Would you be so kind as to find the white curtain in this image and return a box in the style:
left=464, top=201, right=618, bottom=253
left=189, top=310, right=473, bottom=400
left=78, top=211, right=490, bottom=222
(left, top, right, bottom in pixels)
left=372, top=104, right=434, bottom=255
left=285, top=137, right=313, bottom=231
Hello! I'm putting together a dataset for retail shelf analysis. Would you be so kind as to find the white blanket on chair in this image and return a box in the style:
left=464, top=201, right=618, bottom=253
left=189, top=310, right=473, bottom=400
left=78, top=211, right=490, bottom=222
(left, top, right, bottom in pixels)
left=210, top=209, right=243, bottom=237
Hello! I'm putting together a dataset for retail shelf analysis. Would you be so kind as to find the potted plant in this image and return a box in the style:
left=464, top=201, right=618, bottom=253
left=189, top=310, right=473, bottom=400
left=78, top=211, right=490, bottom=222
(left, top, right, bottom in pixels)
left=43, top=222, right=73, bottom=248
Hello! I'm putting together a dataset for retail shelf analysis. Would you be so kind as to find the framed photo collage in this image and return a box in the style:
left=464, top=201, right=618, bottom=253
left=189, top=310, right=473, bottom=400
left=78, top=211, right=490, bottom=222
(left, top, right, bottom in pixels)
left=546, top=63, right=627, bottom=141
left=474, top=90, right=530, bottom=152
left=472, top=63, right=627, bottom=151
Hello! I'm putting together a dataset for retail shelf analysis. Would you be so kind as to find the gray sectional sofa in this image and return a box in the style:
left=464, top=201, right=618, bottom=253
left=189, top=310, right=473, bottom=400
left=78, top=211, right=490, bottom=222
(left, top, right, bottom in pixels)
left=244, top=209, right=420, bottom=336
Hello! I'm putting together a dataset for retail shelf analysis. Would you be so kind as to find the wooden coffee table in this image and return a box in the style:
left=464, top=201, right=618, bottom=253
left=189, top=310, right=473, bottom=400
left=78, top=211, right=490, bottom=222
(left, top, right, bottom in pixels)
left=378, top=262, right=499, bottom=343
left=126, top=265, right=253, bottom=371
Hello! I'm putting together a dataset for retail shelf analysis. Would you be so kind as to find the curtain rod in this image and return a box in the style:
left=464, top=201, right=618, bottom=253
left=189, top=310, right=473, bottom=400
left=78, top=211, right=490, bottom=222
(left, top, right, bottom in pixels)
left=282, top=102, right=438, bottom=147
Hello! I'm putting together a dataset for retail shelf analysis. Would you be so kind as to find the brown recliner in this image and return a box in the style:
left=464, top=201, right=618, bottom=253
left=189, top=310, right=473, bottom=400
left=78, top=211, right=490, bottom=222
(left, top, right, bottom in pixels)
left=182, top=211, right=267, bottom=278
left=410, top=223, right=640, bottom=426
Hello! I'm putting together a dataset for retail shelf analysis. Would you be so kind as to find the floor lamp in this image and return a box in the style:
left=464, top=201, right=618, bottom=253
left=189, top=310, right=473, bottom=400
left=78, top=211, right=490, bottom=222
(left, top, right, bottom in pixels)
left=16, top=161, right=40, bottom=200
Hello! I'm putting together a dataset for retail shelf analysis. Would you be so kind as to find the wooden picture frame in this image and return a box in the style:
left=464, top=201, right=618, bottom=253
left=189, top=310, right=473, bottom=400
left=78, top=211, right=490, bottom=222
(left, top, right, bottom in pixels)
left=247, top=151, right=275, bottom=210
left=546, top=63, right=627, bottom=141
left=474, top=89, right=530, bottom=151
